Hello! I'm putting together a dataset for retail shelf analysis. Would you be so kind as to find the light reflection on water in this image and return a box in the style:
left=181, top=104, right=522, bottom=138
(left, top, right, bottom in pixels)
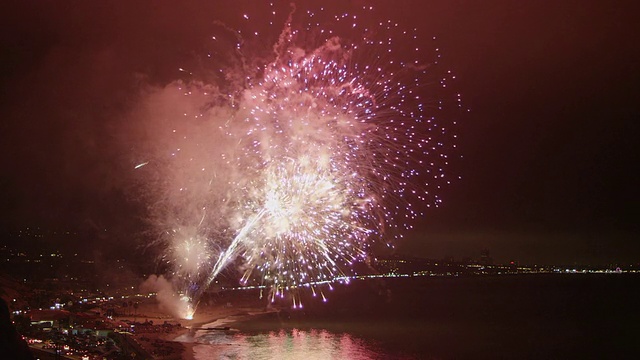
left=191, top=328, right=383, bottom=360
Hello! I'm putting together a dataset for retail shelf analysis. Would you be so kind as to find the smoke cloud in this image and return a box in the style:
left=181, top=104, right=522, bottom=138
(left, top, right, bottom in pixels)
left=140, top=274, right=192, bottom=319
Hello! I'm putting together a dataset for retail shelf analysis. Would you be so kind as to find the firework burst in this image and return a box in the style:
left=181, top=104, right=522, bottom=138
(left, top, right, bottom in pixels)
left=134, top=3, right=461, bottom=317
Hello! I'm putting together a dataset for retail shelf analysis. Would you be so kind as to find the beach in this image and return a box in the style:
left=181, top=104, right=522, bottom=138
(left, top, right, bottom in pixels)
left=122, top=289, right=268, bottom=360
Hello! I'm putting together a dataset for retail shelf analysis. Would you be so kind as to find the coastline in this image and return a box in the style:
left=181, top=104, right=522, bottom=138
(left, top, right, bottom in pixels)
left=182, top=342, right=196, bottom=360
left=130, top=293, right=271, bottom=359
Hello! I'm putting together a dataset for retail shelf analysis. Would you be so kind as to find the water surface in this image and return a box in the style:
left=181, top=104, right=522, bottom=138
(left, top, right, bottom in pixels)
left=189, top=274, right=640, bottom=359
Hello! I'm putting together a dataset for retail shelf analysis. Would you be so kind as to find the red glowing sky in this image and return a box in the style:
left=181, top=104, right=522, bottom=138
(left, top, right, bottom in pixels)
left=0, top=0, right=637, bottom=264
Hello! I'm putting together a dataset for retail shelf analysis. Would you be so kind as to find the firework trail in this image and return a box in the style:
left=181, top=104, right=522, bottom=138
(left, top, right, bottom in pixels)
left=133, top=3, right=461, bottom=318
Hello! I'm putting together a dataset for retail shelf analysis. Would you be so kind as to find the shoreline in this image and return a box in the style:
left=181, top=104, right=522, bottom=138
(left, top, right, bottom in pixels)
left=129, top=294, right=271, bottom=360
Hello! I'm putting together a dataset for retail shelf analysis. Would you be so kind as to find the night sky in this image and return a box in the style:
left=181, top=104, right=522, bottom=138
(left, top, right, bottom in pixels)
left=1, top=0, right=638, bottom=265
